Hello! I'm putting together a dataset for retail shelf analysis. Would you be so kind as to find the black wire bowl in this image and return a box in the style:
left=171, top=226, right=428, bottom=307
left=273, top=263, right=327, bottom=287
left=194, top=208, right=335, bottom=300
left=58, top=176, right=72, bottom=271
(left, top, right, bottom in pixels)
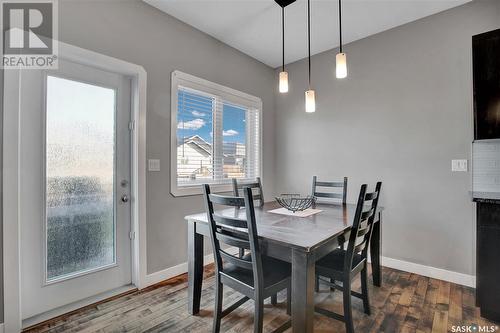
left=275, top=194, right=316, bottom=213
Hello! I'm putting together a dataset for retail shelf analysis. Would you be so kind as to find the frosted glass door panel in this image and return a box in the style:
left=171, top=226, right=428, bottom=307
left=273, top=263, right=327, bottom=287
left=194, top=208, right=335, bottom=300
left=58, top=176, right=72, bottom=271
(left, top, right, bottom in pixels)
left=46, top=75, right=116, bottom=282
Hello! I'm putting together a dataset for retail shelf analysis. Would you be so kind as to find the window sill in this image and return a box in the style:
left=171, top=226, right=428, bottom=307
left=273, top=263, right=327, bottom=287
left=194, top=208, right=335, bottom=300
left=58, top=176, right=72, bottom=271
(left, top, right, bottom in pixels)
left=171, top=183, right=234, bottom=197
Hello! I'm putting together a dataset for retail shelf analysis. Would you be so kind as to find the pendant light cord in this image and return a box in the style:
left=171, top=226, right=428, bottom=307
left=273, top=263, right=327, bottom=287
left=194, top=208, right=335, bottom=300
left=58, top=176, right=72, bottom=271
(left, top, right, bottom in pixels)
left=308, top=0, right=311, bottom=88
left=338, top=0, right=343, bottom=53
left=282, top=6, right=285, bottom=72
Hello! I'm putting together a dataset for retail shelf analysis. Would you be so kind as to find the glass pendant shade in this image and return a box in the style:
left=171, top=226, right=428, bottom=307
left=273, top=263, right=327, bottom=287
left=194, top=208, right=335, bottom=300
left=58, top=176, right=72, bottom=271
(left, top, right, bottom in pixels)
left=336, top=52, right=347, bottom=79
left=279, top=71, right=289, bottom=93
left=305, top=89, right=316, bottom=113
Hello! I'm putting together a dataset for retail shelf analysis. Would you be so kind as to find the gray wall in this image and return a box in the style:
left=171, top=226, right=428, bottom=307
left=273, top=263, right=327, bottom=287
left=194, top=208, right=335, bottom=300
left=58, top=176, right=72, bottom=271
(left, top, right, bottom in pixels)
left=58, top=0, right=276, bottom=274
left=274, top=0, right=500, bottom=275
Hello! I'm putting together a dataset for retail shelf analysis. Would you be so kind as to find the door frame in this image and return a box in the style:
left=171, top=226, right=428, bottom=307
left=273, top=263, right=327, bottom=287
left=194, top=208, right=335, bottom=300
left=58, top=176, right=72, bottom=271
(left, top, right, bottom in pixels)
left=3, top=41, right=148, bottom=332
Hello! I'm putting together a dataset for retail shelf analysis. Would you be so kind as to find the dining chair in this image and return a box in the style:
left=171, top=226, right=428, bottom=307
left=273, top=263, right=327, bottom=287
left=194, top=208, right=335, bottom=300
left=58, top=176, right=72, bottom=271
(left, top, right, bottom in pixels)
left=311, top=175, right=348, bottom=204
left=231, top=177, right=279, bottom=305
left=233, top=177, right=264, bottom=258
left=232, top=177, right=264, bottom=206
left=312, top=176, right=348, bottom=291
left=314, top=182, right=382, bottom=333
left=203, top=184, right=291, bottom=333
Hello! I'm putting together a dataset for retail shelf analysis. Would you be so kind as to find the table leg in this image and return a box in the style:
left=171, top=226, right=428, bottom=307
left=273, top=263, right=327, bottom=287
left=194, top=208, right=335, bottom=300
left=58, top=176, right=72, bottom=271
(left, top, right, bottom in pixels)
left=291, top=249, right=315, bottom=333
left=370, top=212, right=382, bottom=287
left=188, top=220, right=204, bottom=315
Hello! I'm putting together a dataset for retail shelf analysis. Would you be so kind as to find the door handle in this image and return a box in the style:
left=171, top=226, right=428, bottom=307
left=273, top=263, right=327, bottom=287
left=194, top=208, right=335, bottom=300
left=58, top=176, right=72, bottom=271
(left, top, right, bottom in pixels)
left=121, top=195, right=129, bottom=203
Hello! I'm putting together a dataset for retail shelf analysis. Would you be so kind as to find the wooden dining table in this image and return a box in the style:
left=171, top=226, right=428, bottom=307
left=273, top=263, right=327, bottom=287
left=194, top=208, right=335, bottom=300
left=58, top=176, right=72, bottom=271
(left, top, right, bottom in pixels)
left=185, top=201, right=383, bottom=333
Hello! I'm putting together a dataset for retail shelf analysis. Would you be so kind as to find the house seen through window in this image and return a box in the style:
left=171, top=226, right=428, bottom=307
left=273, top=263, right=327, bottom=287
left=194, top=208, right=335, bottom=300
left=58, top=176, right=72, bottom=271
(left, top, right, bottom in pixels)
left=173, top=72, right=261, bottom=195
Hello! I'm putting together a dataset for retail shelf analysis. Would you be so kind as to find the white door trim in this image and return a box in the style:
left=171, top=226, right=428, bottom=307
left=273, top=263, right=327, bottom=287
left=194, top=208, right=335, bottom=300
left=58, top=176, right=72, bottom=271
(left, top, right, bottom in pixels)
left=3, top=41, right=147, bottom=332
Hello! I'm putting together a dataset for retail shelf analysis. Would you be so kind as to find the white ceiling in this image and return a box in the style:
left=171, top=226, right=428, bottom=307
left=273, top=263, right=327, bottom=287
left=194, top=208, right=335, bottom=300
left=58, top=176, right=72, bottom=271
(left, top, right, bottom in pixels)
left=144, top=0, right=471, bottom=68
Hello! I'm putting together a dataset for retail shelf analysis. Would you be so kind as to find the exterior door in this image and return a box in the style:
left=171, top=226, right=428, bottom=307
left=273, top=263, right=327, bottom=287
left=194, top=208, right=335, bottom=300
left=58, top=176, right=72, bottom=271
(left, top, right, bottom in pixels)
left=19, top=58, right=133, bottom=320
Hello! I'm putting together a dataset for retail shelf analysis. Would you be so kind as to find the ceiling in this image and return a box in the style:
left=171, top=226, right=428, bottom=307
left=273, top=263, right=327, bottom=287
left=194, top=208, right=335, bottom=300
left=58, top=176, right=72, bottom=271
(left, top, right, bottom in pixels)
left=144, top=0, right=471, bottom=68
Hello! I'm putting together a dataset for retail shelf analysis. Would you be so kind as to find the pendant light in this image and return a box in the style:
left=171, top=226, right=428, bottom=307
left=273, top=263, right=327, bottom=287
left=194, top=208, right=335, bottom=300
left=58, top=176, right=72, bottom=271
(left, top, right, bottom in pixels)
left=276, top=1, right=296, bottom=92
left=279, top=6, right=289, bottom=93
left=336, top=0, right=347, bottom=79
left=305, top=0, right=316, bottom=113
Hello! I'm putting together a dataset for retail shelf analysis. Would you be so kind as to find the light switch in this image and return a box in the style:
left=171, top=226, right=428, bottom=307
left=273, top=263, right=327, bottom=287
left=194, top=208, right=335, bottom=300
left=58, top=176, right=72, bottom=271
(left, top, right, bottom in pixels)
left=148, top=159, right=160, bottom=172
left=451, top=159, right=468, bottom=172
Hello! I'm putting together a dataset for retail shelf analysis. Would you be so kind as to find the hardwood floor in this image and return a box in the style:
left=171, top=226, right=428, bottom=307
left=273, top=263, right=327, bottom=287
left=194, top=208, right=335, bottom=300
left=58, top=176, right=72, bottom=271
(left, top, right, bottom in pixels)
left=24, top=266, right=496, bottom=333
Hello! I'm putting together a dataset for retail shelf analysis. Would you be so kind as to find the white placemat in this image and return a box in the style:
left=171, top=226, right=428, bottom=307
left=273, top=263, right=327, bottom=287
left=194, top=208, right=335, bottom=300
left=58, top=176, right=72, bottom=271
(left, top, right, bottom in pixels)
left=267, top=207, right=323, bottom=217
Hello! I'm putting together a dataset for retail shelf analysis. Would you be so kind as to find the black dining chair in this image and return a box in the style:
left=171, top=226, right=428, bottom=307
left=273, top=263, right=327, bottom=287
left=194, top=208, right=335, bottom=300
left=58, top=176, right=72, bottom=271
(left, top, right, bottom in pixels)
left=314, top=182, right=382, bottom=333
left=233, top=177, right=264, bottom=258
left=232, top=177, right=279, bottom=305
left=203, top=184, right=291, bottom=333
left=311, top=175, right=348, bottom=205
left=312, top=176, right=348, bottom=291
left=232, top=177, right=264, bottom=207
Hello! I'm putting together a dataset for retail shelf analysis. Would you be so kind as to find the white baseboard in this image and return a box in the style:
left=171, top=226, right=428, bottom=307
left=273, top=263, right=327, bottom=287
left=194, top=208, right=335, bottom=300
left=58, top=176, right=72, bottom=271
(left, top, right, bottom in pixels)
left=144, top=247, right=239, bottom=287
left=381, top=256, right=476, bottom=288
left=0, top=322, right=4, bottom=333
left=144, top=251, right=476, bottom=289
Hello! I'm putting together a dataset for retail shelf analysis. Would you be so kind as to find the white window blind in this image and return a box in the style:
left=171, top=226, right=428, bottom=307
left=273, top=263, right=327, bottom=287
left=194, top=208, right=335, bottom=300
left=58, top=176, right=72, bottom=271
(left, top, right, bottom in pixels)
left=171, top=71, right=262, bottom=196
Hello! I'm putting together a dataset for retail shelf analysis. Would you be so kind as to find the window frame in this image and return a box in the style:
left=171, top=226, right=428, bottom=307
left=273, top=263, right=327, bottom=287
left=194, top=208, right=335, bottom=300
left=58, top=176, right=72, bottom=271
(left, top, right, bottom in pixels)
left=170, top=70, right=263, bottom=197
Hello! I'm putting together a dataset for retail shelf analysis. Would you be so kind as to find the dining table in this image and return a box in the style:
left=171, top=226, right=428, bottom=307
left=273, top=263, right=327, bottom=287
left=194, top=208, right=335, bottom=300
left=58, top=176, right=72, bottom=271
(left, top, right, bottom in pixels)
left=185, top=201, right=383, bottom=333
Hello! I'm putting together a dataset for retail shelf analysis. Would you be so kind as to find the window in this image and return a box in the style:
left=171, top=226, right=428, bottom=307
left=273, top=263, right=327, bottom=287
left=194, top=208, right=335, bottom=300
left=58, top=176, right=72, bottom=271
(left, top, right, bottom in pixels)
left=171, top=71, right=262, bottom=196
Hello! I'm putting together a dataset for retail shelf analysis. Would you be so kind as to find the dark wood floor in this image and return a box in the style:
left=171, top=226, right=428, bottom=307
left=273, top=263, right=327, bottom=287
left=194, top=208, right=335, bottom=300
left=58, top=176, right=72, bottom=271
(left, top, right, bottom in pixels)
left=25, top=265, right=496, bottom=333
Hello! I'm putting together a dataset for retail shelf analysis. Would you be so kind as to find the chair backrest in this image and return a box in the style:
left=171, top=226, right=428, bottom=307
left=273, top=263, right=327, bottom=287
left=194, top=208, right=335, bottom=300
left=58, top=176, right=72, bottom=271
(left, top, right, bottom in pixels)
left=344, top=182, right=382, bottom=272
left=232, top=177, right=264, bottom=207
left=203, top=184, right=264, bottom=290
left=312, top=176, right=348, bottom=204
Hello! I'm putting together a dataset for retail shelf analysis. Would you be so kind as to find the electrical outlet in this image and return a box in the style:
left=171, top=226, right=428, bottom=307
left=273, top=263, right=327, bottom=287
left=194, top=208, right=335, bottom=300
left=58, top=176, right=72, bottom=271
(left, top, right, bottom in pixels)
left=451, top=159, right=468, bottom=172
left=148, top=159, right=160, bottom=172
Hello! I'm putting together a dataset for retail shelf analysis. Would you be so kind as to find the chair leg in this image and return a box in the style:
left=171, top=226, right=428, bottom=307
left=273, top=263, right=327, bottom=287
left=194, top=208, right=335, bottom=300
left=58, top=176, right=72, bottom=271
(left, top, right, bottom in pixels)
left=254, top=297, right=264, bottom=333
left=271, top=294, right=277, bottom=305
left=361, top=266, right=371, bottom=315
left=286, top=284, right=291, bottom=315
left=239, top=248, right=245, bottom=258
left=343, top=278, right=355, bottom=333
left=213, top=281, right=223, bottom=333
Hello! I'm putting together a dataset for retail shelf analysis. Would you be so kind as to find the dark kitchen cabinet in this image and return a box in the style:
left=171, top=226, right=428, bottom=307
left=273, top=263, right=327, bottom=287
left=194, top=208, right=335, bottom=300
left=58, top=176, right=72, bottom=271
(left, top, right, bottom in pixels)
left=476, top=200, right=500, bottom=322
left=473, top=29, right=500, bottom=140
